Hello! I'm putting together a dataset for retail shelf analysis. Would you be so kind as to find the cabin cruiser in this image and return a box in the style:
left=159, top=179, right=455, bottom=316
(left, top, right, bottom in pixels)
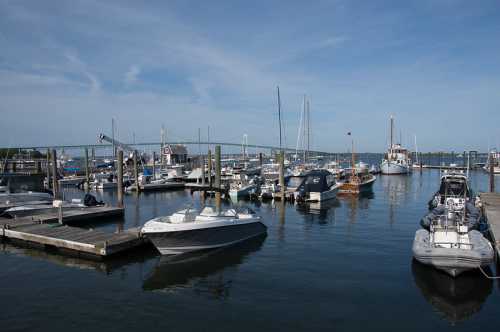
left=380, top=116, right=411, bottom=174
left=141, top=206, right=267, bottom=255
left=428, top=170, right=473, bottom=210
left=413, top=204, right=494, bottom=277
left=229, top=176, right=260, bottom=200
left=283, top=169, right=341, bottom=202
left=323, top=161, right=345, bottom=179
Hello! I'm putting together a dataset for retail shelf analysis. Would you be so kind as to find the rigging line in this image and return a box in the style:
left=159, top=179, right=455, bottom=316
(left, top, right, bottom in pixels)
left=478, top=265, right=500, bottom=279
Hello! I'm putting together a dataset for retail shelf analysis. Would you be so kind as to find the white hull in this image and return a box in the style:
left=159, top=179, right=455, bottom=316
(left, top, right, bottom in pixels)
left=306, top=185, right=339, bottom=202
left=380, top=161, right=410, bottom=175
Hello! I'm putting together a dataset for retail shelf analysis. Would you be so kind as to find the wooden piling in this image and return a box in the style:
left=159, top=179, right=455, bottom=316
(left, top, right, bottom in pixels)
left=490, top=162, right=495, bottom=193
left=207, top=149, right=212, bottom=189
left=215, top=145, right=221, bottom=212
left=117, top=150, right=124, bottom=208
left=201, top=155, right=206, bottom=186
left=279, top=151, right=285, bottom=198
left=11, top=160, right=16, bottom=173
left=259, top=152, right=263, bottom=167
left=84, top=147, right=90, bottom=189
left=152, top=151, right=156, bottom=180
left=46, top=149, right=51, bottom=189
left=51, top=149, right=59, bottom=199
left=133, top=150, right=140, bottom=193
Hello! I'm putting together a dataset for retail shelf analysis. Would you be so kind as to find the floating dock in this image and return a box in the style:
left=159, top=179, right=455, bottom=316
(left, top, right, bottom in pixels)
left=8, top=206, right=124, bottom=224
left=0, top=218, right=143, bottom=258
left=479, top=192, right=500, bottom=259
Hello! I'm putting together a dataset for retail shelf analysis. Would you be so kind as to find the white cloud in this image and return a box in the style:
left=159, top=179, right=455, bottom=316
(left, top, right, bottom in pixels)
left=124, top=65, right=141, bottom=85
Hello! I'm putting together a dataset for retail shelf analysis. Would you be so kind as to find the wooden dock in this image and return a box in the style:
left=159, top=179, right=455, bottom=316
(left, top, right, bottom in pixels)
left=8, top=206, right=124, bottom=224
left=0, top=218, right=144, bottom=258
left=479, top=192, right=500, bottom=259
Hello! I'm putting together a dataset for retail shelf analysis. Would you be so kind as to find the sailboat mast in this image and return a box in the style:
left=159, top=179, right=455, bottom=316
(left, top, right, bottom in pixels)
left=277, top=86, right=282, bottom=152
left=307, top=99, right=311, bottom=163
left=351, top=137, right=356, bottom=176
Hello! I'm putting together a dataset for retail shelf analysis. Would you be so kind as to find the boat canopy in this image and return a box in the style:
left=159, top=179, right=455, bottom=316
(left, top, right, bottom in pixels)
left=303, top=170, right=336, bottom=193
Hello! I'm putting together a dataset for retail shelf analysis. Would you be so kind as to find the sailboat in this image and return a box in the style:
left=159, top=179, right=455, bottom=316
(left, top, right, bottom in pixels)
left=380, top=116, right=412, bottom=175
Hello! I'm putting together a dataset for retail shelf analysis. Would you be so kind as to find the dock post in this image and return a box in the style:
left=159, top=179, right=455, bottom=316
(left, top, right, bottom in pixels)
left=58, top=204, right=63, bottom=225
left=84, top=147, right=90, bottom=191
left=117, top=150, right=124, bottom=208
left=133, top=150, right=140, bottom=193
left=279, top=151, right=285, bottom=200
left=152, top=151, right=156, bottom=180
left=259, top=152, right=263, bottom=167
left=207, top=149, right=212, bottom=189
left=46, top=149, right=51, bottom=189
left=215, top=145, right=221, bottom=212
left=12, top=160, right=16, bottom=173
left=51, top=149, right=59, bottom=199
left=490, top=162, right=495, bottom=193
left=201, top=154, right=206, bottom=186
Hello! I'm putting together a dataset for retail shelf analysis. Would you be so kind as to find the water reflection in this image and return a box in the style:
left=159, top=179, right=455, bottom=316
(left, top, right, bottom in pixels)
left=142, top=234, right=266, bottom=298
left=337, top=192, right=375, bottom=224
left=411, top=259, right=492, bottom=324
left=295, top=199, right=341, bottom=224
left=0, top=240, right=156, bottom=275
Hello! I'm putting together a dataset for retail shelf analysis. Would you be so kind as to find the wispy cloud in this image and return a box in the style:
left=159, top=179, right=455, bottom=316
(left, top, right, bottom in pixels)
left=124, top=65, right=141, bottom=85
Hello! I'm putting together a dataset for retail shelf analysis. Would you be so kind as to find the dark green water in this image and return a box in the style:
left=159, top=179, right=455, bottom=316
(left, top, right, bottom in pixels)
left=1, top=169, right=500, bottom=331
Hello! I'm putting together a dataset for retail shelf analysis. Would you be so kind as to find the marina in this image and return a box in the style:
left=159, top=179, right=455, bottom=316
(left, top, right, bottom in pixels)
left=2, top=1, right=500, bottom=331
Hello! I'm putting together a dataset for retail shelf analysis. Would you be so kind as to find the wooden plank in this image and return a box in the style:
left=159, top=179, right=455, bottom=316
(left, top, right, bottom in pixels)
left=480, top=192, right=500, bottom=259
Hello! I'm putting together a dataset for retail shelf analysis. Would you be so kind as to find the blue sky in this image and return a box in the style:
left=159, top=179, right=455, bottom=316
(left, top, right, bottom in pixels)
left=1, top=0, right=500, bottom=152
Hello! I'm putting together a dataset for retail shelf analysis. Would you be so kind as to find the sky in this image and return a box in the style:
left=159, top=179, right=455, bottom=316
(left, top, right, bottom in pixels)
left=1, top=0, right=500, bottom=153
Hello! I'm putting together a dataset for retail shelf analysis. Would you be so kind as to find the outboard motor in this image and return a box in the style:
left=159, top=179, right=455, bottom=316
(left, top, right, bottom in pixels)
left=83, top=193, right=104, bottom=207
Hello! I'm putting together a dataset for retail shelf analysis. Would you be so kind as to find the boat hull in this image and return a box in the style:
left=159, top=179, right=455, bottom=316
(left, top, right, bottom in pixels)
left=145, top=222, right=267, bottom=255
left=306, top=186, right=339, bottom=202
left=338, top=177, right=376, bottom=194
left=412, top=229, right=494, bottom=277
left=380, top=161, right=410, bottom=175
left=229, top=184, right=257, bottom=200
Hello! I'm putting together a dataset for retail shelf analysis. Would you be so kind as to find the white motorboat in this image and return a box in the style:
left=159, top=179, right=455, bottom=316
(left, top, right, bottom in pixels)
left=427, top=170, right=473, bottom=210
left=141, top=206, right=267, bottom=255
left=413, top=205, right=494, bottom=277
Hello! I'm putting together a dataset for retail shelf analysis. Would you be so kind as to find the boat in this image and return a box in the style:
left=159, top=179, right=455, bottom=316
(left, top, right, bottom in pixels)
left=421, top=202, right=480, bottom=230
left=141, top=206, right=267, bottom=255
left=295, top=169, right=342, bottom=202
left=323, top=161, right=345, bottom=179
left=338, top=168, right=376, bottom=194
left=228, top=175, right=260, bottom=200
left=380, top=116, right=411, bottom=175
left=428, top=170, right=473, bottom=210
left=412, top=205, right=494, bottom=277
left=484, top=149, right=500, bottom=174
left=4, top=199, right=86, bottom=218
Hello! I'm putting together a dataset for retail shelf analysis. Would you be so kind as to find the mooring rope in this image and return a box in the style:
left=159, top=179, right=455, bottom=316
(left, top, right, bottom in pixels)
left=478, top=266, right=500, bottom=279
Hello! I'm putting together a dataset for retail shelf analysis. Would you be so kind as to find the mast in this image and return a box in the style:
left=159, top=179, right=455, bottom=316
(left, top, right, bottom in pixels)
left=351, top=136, right=356, bottom=176
left=111, top=117, right=116, bottom=159
left=414, top=135, right=418, bottom=165
left=302, top=95, right=306, bottom=162
left=277, top=86, right=282, bottom=152
left=295, top=96, right=305, bottom=162
left=306, top=98, right=310, bottom=163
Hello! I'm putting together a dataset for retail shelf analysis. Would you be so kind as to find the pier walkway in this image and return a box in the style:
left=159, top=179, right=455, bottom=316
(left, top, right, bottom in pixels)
left=480, top=192, right=500, bottom=259
left=0, top=218, right=143, bottom=258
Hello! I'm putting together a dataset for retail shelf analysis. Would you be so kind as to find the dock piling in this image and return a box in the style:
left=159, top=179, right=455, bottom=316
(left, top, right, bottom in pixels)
left=46, top=149, right=51, bottom=189
left=84, top=147, right=90, bottom=191
left=133, top=150, right=140, bottom=193
left=51, top=149, right=59, bottom=199
left=207, top=149, right=212, bottom=189
left=490, top=162, right=495, bottom=193
left=117, top=150, right=124, bottom=208
left=215, top=145, right=221, bottom=212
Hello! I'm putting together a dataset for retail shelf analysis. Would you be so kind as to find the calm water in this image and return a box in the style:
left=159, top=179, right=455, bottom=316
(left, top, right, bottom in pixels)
left=1, top=169, right=500, bottom=332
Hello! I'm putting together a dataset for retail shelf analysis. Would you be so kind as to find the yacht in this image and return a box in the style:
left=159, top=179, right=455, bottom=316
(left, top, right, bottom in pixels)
left=380, top=116, right=411, bottom=174
left=141, top=206, right=267, bottom=255
left=338, top=168, right=376, bottom=194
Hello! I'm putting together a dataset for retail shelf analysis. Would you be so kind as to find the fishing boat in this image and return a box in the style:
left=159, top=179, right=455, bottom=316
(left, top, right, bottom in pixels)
left=427, top=170, right=473, bottom=210
left=380, top=116, right=411, bottom=175
left=412, top=205, right=494, bottom=277
left=338, top=138, right=376, bottom=194
left=229, top=181, right=259, bottom=200
left=141, top=206, right=267, bottom=255
left=338, top=168, right=376, bottom=194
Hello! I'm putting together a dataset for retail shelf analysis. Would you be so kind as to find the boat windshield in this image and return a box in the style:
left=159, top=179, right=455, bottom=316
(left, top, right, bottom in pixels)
left=440, top=180, right=466, bottom=197
left=287, top=176, right=304, bottom=189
